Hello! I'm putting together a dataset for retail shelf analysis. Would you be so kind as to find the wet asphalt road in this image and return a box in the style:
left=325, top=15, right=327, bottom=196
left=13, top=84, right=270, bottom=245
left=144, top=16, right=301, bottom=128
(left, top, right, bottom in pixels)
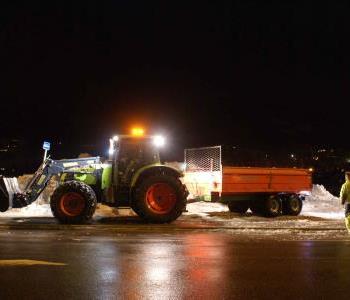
left=0, top=218, right=350, bottom=299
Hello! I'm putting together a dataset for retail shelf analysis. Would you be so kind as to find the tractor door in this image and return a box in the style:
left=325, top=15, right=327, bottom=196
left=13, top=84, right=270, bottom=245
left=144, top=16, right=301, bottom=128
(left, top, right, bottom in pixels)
left=114, top=138, right=159, bottom=205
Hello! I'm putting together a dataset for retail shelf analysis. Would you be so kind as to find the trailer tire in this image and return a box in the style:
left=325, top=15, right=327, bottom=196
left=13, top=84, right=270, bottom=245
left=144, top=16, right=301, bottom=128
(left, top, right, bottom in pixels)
left=133, top=174, right=187, bottom=223
left=262, top=195, right=281, bottom=217
left=50, top=181, right=97, bottom=224
left=228, top=201, right=249, bottom=214
left=283, top=194, right=303, bottom=216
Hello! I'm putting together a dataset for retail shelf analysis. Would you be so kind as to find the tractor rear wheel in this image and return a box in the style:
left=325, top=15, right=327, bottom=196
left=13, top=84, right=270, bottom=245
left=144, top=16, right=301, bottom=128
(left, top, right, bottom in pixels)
left=50, top=181, right=97, bottom=224
left=133, top=175, right=187, bottom=223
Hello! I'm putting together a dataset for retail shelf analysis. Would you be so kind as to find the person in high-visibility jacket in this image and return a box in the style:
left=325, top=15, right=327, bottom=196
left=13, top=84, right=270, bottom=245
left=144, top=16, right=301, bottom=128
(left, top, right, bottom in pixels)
left=340, top=172, right=350, bottom=233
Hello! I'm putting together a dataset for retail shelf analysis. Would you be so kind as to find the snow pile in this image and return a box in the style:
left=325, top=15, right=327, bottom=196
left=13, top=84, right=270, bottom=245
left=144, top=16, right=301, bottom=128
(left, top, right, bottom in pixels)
left=0, top=203, right=53, bottom=217
left=0, top=203, right=121, bottom=218
left=302, top=185, right=343, bottom=219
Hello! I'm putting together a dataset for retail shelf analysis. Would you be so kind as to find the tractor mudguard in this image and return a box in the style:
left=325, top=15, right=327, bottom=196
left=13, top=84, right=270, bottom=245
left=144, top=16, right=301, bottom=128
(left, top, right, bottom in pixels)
left=101, top=164, right=112, bottom=190
left=130, top=164, right=183, bottom=188
left=73, top=173, right=97, bottom=185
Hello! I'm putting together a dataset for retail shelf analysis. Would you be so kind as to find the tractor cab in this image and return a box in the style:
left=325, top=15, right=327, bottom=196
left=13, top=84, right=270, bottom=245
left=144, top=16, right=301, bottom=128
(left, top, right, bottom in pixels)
left=109, top=135, right=163, bottom=166
left=109, top=130, right=165, bottom=177
left=108, top=134, right=166, bottom=205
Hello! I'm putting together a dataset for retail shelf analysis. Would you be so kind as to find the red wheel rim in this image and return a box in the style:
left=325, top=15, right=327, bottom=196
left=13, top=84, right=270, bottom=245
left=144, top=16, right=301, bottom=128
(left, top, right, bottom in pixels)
left=145, top=183, right=177, bottom=214
left=59, top=192, right=85, bottom=217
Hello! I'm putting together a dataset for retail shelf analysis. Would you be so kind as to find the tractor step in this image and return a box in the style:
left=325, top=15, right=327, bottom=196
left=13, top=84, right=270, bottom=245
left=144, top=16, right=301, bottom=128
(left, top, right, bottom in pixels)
left=0, top=176, right=22, bottom=212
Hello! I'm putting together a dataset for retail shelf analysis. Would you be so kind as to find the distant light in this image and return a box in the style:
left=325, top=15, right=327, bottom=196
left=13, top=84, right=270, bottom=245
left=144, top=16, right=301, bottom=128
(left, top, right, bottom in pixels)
left=153, top=135, right=165, bottom=147
left=113, top=135, right=119, bottom=141
left=290, top=154, right=295, bottom=158
left=308, top=168, right=314, bottom=172
left=131, top=128, right=144, bottom=136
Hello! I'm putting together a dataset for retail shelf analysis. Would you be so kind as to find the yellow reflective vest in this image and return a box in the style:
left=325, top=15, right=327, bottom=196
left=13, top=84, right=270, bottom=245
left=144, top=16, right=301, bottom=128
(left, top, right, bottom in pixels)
left=340, top=180, right=350, bottom=204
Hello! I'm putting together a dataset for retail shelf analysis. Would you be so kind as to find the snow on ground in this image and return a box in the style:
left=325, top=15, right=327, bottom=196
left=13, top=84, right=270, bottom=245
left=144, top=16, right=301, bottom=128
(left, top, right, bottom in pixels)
left=185, top=201, right=228, bottom=217
left=0, top=202, right=53, bottom=218
left=183, top=186, right=347, bottom=240
left=0, top=183, right=346, bottom=240
left=302, top=185, right=343, bottom=219
left=0, top=203, right=123, bottom=218
left=185, top=184, right=344, bottom=221
left=0, top=184, right=344, bottom=224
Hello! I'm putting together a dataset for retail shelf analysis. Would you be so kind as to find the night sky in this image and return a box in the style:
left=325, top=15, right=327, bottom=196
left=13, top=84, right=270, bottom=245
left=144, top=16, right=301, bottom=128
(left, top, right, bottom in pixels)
left=1, top=2, right=350, bottom=162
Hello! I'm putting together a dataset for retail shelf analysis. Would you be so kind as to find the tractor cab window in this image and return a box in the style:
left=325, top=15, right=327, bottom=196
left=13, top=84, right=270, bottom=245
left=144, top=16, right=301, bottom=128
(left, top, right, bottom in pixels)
left=118, top=140, right=159, bottom=163
left=116, top=139, right=160, bottom=182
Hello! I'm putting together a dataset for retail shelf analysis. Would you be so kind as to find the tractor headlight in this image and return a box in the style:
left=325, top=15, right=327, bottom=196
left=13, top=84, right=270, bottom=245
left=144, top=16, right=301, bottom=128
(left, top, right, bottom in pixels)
left=153, top=135, right=165, bottom=147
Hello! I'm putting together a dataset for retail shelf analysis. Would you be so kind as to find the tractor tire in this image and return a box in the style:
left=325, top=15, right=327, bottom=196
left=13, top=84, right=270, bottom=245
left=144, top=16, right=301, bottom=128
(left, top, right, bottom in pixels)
left=228, top=201, right=249, bottom=214
left=262, top=195, right=281, bottom=217
left=50, top=181, right=97, bottom=224
left=282, top=194, right=303, bottom=216
left=133, top=174, right=187, bottom=223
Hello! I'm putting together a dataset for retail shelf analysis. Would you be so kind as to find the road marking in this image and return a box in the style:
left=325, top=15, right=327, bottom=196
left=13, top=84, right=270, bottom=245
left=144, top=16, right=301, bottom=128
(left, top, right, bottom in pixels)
left=0, top=259, right=66, bottom=266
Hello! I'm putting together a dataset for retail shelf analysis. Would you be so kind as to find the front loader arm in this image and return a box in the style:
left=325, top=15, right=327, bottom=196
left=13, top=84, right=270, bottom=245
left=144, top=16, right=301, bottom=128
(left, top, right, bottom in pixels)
left=13, top=158, right=65, bottom=208
left=0, top=156, right=101, bottom=210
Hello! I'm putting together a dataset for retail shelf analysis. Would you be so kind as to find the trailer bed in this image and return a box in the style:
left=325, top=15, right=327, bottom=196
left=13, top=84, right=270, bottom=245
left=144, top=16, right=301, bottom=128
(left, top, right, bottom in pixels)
left=222, top=166, right=312, bottom=195
left=183, top=146, right=312, bottom=206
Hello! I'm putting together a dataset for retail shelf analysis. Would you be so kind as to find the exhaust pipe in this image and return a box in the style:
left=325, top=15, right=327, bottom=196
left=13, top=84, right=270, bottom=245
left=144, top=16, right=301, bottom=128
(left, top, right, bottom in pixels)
left=0, top=176, right=21, bottom=212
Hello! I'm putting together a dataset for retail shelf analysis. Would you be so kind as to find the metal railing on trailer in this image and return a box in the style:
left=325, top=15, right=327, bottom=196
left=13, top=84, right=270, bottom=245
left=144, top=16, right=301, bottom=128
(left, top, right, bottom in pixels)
left=183, top=146, right=222, bottom=201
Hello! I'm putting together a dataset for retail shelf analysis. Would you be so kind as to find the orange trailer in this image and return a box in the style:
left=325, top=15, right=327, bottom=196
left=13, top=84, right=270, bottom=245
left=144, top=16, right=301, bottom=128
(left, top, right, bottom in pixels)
left=183, top=146, right=312, bottom=217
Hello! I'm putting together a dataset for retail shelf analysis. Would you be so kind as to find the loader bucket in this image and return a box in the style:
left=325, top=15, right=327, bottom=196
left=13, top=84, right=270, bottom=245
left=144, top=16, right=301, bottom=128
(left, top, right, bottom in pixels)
left=0, top=176, right=21, bottom=212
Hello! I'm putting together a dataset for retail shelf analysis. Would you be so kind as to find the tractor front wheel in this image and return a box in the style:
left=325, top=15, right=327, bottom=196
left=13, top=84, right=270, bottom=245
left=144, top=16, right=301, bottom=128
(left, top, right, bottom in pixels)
left=133, top=175, right=187, bottom=223
left=50, top=181, right=97, bottom=224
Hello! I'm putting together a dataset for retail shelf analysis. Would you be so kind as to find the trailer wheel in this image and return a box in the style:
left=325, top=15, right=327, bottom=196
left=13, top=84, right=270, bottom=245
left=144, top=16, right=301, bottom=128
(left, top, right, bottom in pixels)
left=50, top=181, right=97, bottom=224
left=283, top=194, right=303, bottom=216
left=228, top=201, right=249, bottom=214
left=133, top=174, right=187, bottom=223
left=262, top=195, right=281, bottom=217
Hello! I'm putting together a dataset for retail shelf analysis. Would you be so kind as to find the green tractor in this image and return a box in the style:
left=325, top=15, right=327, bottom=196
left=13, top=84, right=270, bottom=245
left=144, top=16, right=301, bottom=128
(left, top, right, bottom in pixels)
left=0, top=134, right=188, bottom=224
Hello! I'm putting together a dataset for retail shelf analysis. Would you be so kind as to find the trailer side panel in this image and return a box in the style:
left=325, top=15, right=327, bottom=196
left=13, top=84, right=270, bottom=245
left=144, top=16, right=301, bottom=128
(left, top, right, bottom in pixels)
left=222, top=167, right=312, bottom=194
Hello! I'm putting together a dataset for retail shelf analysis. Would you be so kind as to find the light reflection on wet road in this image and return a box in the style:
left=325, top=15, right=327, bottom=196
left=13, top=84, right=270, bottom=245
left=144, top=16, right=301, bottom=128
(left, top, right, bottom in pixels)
left=0, top=229, right=350, bottom=299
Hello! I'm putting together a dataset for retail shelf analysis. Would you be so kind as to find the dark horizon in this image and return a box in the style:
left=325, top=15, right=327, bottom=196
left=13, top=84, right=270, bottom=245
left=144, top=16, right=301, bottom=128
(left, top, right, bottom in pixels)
left=1, top=2, right=350, bottom=163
